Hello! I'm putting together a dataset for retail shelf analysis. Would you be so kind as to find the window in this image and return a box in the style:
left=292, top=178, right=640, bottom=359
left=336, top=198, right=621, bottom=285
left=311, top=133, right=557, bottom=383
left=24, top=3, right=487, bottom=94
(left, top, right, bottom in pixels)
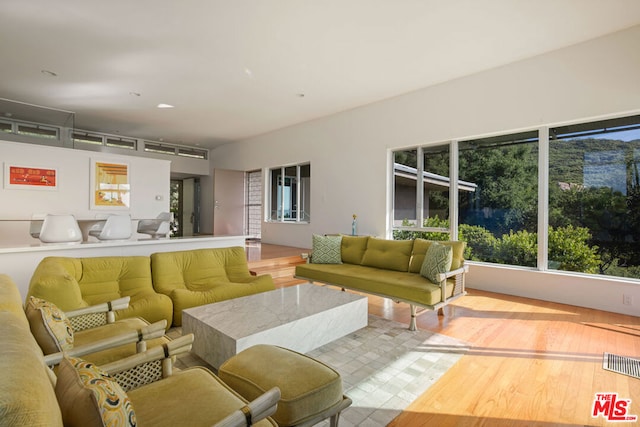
left=392, top=145, right=451, bottom=240
left=458, top=131, right=539, bottom=267
left=549, top=115, right=640, bottom=277
left=72, top=131, right=103, bottom=145
left=17, top=123, right=58, bottom=139
left=0, top=120, right=12, bottom=133
left=72, top=131, right=137, bottom=150
left=391, top=114, right=640, bottom=280
left=269, top=163, right=310, bottom=222
left=143, top=141, right=208, bottom=159
left=177, top=147, right=207, bottom=159
left=144, top=141, right=177, bottom=155
left=106, top=136, right=136, bottom=150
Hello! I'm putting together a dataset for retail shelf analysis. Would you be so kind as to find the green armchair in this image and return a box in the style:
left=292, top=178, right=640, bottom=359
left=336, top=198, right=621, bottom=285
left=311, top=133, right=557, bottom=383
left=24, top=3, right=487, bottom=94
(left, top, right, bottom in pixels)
left=28, top=255, right=173, bottom=326
left=151, top=247, right=275, bottom=325
left=25, top=294, right=169, bottom=367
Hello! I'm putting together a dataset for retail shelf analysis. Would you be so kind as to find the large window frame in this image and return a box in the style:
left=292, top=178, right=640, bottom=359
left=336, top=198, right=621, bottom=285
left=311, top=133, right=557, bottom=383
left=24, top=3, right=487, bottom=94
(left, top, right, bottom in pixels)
left=391, top=113, right=640, bottom=281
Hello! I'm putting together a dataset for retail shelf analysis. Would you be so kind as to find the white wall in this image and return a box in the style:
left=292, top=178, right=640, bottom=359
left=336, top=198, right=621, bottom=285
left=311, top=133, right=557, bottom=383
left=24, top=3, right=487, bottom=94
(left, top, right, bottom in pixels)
left=209, top=25, right=640, bottom=316
left=0, top=140, right=171, bottom=245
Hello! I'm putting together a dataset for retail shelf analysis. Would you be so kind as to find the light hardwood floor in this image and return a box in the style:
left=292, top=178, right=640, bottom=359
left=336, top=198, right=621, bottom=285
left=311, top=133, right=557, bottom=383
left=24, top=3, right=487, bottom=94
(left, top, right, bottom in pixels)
left=249, top=244, right=640, bottom=427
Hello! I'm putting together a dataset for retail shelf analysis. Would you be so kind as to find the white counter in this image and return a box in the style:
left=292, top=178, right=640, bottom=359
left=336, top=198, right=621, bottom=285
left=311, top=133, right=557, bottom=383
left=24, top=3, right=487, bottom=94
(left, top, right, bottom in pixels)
left=0, top=235, right=246, bottom=300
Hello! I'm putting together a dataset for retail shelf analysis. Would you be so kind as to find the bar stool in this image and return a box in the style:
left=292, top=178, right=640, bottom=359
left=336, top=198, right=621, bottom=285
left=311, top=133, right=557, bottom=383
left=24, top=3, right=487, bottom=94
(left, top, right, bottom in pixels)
left=38, top=214, right=82, bottom=244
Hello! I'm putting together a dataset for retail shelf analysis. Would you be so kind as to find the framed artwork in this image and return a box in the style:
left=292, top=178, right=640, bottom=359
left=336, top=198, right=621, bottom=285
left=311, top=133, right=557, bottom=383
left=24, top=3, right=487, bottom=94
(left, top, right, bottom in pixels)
left=3, top=163, right=58, bottom=190
left=90, top=159, right=130, bottom=209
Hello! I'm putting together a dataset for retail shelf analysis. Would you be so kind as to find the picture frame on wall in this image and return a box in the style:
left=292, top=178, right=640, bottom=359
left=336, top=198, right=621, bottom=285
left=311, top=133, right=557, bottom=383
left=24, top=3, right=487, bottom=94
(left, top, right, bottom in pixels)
left=90, top=159, right=130, bottom=209
left=3, top=163, right=58, bottom=190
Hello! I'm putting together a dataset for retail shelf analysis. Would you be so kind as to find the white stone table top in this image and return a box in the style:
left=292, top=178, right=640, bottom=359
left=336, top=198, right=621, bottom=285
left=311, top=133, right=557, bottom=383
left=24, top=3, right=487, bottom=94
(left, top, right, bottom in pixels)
left=182, top=283, right=367, bottom=339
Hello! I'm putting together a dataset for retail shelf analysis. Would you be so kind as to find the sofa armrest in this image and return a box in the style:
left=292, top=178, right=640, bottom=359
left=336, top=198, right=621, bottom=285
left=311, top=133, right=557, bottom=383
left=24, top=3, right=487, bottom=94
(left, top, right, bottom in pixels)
left=102, top=334, right=194, bottom=390
left=43, top=320, right=167, bottom=366
left=102, top=333, right=193, bottom=374
left=65, top=296, right=130, bottom=331
left=434, top=264, right=469, bottom=284
left=213, top=387, right=281, bottom=427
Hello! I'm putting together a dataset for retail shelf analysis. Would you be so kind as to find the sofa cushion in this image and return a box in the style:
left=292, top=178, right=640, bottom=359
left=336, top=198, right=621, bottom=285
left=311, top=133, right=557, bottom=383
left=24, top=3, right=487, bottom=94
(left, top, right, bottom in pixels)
left=295, top=263, right=455, bottom=307
left=72, top=317, right=171, bottom=367
left=25, top=296, right=74, bottom=354
left=126, top=367, right=275, bottom=426
left=340, top=235, right=369, bottom=264
left=27, top=257, right=87, bottom=310
left=56, top=357, right=136, bottom=427
left=1, top=275, right=31, bottom=327
left=170, top=275, right=275, bottom=325
left=152, top=247, right=245, bottom=295
left=361, top=238, right=413, bottom=272
left=420, top=243, right=453, bottom=283
left=409, top=239, right=466, bottom=273
left=219, top=345, right=343, bottom=426
left=311, top=234, right=343, bottom=264
left=78, top=256, right=153, bottom=305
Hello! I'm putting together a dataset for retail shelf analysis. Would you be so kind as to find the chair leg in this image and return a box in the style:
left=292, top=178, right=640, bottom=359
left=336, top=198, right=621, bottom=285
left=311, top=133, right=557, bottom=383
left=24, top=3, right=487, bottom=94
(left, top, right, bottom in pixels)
left=329, top=412, right=341, bottom=427
left=409, top=305, right=417, bottom=331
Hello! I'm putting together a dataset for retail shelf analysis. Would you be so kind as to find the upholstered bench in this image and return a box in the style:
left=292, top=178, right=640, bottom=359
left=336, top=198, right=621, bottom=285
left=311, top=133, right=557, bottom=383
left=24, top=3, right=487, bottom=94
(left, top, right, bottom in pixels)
left=219, top=344, right=352, bottom=427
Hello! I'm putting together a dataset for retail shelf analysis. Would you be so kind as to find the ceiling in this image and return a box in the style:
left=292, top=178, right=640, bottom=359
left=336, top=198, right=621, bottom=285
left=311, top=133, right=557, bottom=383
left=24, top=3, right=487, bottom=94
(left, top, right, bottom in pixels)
left=1, top=1, right=640, bottom=149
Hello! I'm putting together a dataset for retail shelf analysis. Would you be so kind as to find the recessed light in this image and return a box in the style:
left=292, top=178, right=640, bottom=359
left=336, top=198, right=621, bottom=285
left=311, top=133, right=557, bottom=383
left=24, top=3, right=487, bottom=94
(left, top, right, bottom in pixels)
left=157, top=103, right=174, bottom=109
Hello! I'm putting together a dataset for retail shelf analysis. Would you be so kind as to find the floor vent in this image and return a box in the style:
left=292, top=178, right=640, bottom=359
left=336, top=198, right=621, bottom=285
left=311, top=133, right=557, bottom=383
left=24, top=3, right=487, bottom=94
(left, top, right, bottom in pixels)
left=603, top=352, right=640, bottom=379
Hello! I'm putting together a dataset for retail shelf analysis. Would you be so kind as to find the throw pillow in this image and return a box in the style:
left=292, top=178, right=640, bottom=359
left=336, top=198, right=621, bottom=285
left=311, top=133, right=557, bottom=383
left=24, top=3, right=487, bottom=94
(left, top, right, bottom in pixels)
left=311, top=234, right=343, bottom=264
left=420, top=242, right=453, bottom=283
left=25, top=296, right=74, bottom=353
left=56, top=356, right=136, bottom=427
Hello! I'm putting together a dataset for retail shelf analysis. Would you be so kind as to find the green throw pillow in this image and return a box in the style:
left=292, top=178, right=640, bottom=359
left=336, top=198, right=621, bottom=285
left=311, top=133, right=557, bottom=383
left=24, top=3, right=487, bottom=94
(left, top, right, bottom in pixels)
left=311, top=234, right=343, bottom=264
left=420, top=242, right=453, bottom=283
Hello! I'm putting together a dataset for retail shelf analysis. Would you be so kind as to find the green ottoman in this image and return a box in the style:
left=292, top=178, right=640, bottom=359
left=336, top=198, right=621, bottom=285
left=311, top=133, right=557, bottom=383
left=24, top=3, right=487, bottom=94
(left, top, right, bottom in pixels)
left=218, top=344, right=351, bottom=427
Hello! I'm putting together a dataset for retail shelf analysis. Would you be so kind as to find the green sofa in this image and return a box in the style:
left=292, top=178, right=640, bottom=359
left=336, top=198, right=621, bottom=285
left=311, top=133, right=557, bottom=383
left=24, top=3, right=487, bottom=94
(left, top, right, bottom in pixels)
left=27, top=246, right=275, bottom=327
left=151, top=246, right=276, bottom=325
left=1, top=274, right=64, bottom=426
left=295, top=236, right=468, bottom=330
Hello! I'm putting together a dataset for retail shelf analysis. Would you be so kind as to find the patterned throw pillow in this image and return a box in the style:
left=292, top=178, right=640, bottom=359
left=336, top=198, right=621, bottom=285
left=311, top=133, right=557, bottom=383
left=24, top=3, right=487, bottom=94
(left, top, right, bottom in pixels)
left=420, top=242, right=453, bottom=283
left=311, top=234, right=343, bottom=264
left=25, top=296, right=74, bottom=353
left=55, top=356, right=136, bottom=427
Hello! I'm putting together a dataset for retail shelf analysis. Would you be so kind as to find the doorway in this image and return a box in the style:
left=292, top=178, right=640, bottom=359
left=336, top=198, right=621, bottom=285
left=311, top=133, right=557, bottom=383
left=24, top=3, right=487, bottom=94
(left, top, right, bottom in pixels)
left=170, top=177, right=200, bottom=237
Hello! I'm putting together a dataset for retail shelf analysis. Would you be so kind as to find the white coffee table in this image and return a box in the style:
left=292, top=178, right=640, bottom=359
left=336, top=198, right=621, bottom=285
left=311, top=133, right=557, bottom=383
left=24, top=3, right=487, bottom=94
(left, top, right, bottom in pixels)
left=182, top=283, right=368, bottom=369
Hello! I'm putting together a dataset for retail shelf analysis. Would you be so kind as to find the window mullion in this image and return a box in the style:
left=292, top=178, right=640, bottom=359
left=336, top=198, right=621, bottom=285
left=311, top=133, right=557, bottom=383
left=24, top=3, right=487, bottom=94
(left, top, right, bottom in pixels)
left=416, top=146, right=424, bottom=229
left=280, top=167, right=285, bottom=222
left=538, top=127, right=549, bottom=270
left=450, top=140, right=459, bottom=241
left=296, top=166, right=301, bottom=222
